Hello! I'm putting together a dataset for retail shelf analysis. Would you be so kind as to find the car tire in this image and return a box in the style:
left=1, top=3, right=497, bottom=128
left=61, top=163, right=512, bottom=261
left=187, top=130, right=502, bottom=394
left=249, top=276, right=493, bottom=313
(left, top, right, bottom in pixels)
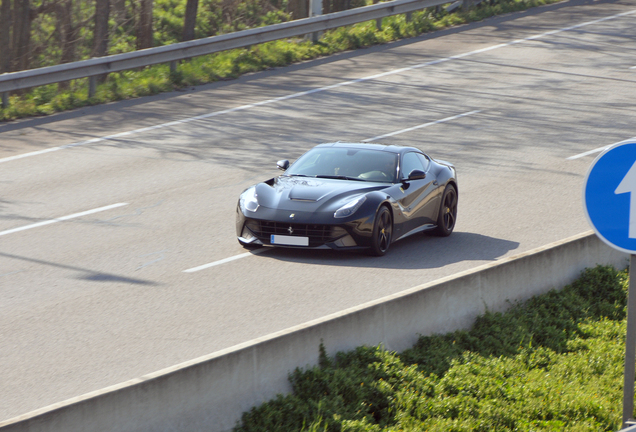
left=368, top=206, right=393, bottom=256
left=434, top=184, right=458, bottom=237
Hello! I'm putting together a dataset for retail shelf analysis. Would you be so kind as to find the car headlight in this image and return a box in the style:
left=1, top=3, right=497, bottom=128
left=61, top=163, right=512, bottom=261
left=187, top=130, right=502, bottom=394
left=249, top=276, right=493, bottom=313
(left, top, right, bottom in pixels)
left=334, top=196, right=366, bottom=218
left=239, top=187, right=259, bottom=213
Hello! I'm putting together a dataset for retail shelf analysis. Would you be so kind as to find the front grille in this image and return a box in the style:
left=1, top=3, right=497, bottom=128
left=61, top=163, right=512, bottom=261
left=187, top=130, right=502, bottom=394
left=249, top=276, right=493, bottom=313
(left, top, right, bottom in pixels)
left=245, top=219, right=346, bottom=246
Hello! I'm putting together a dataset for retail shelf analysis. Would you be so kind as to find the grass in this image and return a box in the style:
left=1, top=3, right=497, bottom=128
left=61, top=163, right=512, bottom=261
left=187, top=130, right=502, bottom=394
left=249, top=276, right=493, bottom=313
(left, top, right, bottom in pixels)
left=234, top=265, right=631, bottom=431
left=0, top=0, right=563, bottom=122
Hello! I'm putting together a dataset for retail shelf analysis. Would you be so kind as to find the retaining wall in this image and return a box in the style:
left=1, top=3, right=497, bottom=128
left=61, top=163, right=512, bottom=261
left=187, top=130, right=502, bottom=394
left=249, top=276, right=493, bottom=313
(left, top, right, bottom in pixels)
left=0, top=231, right=628, bottom=432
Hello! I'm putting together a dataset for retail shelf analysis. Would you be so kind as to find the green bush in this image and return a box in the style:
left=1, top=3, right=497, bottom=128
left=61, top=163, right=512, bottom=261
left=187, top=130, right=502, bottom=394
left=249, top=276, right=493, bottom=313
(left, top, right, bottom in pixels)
left=235, top=265, right=629, bottom=431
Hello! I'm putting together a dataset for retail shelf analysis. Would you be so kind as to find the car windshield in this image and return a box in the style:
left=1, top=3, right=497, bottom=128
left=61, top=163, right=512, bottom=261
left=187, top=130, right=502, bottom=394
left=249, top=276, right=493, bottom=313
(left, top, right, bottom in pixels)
left=287, top=147, right=398, bottom=183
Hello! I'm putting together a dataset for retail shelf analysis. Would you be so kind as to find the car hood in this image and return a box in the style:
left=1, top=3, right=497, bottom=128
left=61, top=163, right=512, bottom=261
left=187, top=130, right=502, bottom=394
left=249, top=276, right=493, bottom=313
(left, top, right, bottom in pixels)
left=253, top=176, right=389, bottom=212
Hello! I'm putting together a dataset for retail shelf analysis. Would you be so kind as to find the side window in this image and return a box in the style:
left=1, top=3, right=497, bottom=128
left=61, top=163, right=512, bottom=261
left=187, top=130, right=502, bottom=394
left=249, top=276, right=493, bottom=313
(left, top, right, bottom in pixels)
left=401, top=152, right=426, bottom=179
left=416, top=153, right=430, bottom=172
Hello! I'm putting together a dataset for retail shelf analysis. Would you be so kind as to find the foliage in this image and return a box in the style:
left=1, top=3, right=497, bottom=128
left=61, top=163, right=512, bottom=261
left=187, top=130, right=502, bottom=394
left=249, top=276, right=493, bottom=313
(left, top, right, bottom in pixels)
left=25, top=0, right=96, bottom=68
left=234, top=265, right=630, bottom=431
left=1, top=0, right=562, bottom=121
left=154, top=0, right=291, bottom=46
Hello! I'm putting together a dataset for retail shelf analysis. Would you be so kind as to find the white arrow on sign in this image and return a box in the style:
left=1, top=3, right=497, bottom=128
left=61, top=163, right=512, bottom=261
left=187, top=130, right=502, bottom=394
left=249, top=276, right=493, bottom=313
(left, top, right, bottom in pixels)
left=616, top=160, right=636, bottom=239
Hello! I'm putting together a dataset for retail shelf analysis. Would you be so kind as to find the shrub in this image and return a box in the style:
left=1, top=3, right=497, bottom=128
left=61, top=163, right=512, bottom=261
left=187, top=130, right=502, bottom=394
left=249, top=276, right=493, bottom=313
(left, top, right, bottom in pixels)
left=235, top=266, right=629, bottom=431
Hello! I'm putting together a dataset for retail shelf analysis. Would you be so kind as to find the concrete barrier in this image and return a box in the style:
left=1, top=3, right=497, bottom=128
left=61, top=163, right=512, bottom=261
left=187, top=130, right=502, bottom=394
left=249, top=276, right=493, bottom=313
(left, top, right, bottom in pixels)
left=0, top=231, right=628, bottom=432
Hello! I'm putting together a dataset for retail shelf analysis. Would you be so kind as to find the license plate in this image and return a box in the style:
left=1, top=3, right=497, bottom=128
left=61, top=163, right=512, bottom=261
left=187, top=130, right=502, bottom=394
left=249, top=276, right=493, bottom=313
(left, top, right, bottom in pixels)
left=271, top=235, right=309, bottom=246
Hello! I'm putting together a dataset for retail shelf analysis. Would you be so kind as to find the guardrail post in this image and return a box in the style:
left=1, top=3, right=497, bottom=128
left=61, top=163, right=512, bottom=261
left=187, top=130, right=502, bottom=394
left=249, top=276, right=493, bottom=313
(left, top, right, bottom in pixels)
left=309, top=0, right=323, bottom=42
left=170, top=60, right=178, bottom=73
left=406, top=11, right=412, bottom=22
left=88, top=76, right=97, bottom=99
left=1, top=92, right=7, bottom=109
left=376, top=18, right=382, bottom=30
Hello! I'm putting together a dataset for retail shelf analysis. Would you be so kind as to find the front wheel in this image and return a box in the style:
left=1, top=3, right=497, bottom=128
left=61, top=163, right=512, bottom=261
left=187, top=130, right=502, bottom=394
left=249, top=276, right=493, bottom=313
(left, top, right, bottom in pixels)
left=434, top=184, right=457, bottom=237
left=368, top=206, right=393, bottom=256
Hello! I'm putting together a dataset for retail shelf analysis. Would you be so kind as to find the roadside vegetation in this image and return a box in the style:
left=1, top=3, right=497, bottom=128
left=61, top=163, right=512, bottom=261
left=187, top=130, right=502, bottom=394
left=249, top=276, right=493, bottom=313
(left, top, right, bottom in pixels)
left=235, top=265, right=630, bottom=431
left=0, top=0, right=562, bottom=122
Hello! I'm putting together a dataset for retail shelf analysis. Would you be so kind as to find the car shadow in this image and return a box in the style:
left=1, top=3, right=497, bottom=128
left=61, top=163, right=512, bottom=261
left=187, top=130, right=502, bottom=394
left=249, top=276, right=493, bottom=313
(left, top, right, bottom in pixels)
left=252, top=231, right=519, bottom=270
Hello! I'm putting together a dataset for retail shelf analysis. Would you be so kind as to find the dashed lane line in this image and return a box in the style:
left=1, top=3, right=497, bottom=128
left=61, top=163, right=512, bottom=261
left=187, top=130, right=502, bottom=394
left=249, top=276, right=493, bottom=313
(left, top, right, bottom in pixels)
left=0, top=203, right=129, bottom=237
left=568, top=136, right=636, bottom=160
left=362, top=110, right=481, bottom=142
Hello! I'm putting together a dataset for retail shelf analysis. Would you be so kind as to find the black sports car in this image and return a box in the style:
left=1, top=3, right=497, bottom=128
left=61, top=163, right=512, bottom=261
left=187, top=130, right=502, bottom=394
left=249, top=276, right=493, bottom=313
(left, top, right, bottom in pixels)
left=236, top=142, right=458, bottom=256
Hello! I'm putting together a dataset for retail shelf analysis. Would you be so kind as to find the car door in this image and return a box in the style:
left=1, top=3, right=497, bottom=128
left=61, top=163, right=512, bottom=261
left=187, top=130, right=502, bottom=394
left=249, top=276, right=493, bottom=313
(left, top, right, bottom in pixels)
left=417, top=152, right=443, bottom=222
left=398, top=152, right=440, bottom=233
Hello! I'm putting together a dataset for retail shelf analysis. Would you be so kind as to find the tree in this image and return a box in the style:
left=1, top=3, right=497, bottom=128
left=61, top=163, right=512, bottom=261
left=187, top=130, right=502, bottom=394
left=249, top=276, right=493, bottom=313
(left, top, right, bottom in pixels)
left=111, top=0, right=126, bottom=28
left=136, top=0, right=153, bottom=49
left=12, top=0, right=31, bottom=71
left=56, top=0, right=77, bottom=64
left=93, top=0, right=110, bottom=58
left=287, top=0, right=308, bottom=19
left=182, top=0, right=198, bottom=42
left=10, top=0, right=56, bottom=72
left=54, top=0, right=90, bottom=89
left=0, top=0, right=11, bottom=73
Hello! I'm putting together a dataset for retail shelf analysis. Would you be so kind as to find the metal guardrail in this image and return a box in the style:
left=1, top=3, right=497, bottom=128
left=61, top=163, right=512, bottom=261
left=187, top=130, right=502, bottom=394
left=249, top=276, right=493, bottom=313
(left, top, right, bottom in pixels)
left=0, top=0, right=449, bottom=107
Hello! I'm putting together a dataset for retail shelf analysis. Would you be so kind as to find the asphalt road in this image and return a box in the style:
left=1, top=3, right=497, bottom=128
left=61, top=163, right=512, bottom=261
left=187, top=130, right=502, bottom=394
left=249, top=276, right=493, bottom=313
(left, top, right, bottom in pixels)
left=2, top=0, right=636, bottom=421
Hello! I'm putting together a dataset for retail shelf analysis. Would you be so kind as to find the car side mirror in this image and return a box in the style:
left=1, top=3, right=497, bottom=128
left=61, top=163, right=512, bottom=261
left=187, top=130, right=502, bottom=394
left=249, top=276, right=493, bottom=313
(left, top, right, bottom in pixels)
left=407, top=169, right=426, bottom=181
left=277, top=160, right=289, bottom=171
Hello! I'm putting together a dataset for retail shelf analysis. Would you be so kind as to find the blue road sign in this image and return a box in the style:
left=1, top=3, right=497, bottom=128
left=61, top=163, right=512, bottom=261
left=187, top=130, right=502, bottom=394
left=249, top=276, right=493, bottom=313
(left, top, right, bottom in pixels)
left=584, top=142, right=636, bottom=254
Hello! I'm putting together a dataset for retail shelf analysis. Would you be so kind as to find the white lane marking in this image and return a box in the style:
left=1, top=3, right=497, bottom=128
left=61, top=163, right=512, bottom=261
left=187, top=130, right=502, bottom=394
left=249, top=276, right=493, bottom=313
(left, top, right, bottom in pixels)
left=362, top=110, right=481, bottom=142
left=183, top=248, right=269, bottom=273
left=567, top=145, right=611, bottom=160
left=0, top=203, right=129, bottom=237
left=567, top=136, right=636, bottom=160
left=0, top=270, right=24, bottom=277
left=136, top=249, right=169, bottom=270
left=0, top=147, right=62, bottom=163
left=2, top=9, right=635, bottom=165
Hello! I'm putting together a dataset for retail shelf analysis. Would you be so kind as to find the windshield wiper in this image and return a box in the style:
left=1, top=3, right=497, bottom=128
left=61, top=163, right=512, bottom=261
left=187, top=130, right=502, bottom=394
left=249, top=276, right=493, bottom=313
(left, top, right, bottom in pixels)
left=315, top=175, right=365, bottom=181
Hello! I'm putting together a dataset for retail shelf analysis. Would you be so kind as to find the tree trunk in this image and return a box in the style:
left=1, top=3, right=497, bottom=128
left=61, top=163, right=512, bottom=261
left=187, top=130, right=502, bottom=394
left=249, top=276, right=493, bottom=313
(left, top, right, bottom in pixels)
left=287, top=0, right=307, bottom=19
left=333, top=0, right=345, bottom=12
left=0, top=0, right=12, bottom=73
left=56, top=0, right=83, bottom=89
left=112, top=0, right=125, bottom=26
left=182, top=0, right=198, bottom=41
left=56, top=0, right=76, bottom=64
left=93, top=0, right=110, bottom=57
left=12, top=0, right=31, bottom=71
left=92, top=0, right=110, bottom=84
left=136, top=0, right=153, bottom=50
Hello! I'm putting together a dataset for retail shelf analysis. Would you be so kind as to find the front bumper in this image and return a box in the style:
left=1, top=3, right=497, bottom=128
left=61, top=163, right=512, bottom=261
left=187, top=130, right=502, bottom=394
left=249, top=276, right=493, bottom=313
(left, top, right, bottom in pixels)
left=236, top=206, right=374, bottom=250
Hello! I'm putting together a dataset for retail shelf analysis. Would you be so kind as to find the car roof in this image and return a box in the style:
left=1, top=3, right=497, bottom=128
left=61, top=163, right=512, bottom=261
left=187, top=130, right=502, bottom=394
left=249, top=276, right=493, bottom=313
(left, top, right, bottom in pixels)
left=315, top=142, right=424, bottom=155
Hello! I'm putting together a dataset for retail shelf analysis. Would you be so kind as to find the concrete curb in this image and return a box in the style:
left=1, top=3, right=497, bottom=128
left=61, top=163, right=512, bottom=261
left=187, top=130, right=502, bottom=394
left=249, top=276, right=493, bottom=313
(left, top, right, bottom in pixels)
left=0, top=231, right=628, bottom=432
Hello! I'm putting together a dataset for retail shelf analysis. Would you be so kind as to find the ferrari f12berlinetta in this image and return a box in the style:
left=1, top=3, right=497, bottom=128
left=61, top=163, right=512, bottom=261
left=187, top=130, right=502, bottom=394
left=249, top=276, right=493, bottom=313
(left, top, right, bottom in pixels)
left=236, top=142, right=458, bottom=256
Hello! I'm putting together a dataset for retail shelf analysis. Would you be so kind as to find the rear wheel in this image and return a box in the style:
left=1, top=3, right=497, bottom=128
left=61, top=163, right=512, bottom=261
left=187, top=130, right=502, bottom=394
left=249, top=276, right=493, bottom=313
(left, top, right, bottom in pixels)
left=434, top=184, right=457, bottom=236
left=368, top=206, right=393, bottom=256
